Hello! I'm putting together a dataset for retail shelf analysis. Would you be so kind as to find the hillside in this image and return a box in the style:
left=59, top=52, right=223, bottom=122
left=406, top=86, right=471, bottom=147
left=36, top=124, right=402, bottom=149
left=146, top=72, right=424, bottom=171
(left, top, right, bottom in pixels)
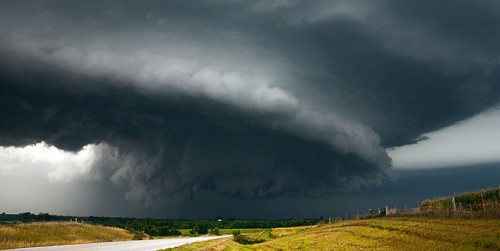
left=0, top=222, right=134, bottom=250
left=165, top=217, right=500, bottom=250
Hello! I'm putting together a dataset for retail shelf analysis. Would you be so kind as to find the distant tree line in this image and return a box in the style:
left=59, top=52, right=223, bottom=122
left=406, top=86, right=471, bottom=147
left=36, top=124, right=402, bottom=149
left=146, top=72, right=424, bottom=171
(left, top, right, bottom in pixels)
left=86, top=216, right=318, bottom=231
left=123, top=217, right=181, bottom=236
left=18, top=212, right=65, bottom=222
left=1, top=212, right=319, bottom=236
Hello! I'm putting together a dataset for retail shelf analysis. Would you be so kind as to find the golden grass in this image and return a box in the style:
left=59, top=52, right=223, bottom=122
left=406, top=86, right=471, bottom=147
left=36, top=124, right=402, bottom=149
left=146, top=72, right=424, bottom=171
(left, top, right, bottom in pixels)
left=270, top=226, right=312, bottom=237
left=164, top=238, right=233, bottom=251
left=0, top=222, right=134, bottom=250
left=162, top=217, right=500, bottom=251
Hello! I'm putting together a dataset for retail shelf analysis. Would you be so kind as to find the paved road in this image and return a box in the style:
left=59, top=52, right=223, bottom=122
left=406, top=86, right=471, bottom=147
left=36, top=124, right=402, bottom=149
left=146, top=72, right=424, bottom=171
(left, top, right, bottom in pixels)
left=4, top=235, right=230, bottom=251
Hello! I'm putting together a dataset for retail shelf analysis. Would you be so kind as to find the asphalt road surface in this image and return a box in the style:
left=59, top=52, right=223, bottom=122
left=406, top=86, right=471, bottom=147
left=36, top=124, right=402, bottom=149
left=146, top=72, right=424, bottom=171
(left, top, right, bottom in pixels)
left=5, top=235, right=230, bottom=251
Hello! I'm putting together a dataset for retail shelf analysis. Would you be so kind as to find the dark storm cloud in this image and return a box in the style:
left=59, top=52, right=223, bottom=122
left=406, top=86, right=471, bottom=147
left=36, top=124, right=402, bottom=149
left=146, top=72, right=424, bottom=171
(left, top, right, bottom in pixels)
left=1, top=0, right=500, bottom=209
left=259, top=0, right=500, bottom=146
left=0, top=60, right=391, bottom=206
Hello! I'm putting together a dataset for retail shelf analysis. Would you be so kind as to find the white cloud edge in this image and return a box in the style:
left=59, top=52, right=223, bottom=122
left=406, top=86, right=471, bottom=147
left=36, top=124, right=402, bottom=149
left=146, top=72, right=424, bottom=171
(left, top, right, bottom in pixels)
left=388, top=106, right=500, bottom=169
left=0, top=142, right=116, bottom=183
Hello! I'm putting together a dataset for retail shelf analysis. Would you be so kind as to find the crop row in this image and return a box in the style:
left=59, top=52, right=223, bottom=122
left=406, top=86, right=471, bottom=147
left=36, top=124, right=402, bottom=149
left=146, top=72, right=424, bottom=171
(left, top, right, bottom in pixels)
left=420, top=187, right=500, bottom=212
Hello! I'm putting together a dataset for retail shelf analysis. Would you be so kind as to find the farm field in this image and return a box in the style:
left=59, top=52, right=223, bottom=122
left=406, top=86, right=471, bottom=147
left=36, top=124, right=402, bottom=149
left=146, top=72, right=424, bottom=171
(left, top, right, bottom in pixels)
left=0, top=222, right=134, bottom=250
left=164, top=217, right=500, bottom=251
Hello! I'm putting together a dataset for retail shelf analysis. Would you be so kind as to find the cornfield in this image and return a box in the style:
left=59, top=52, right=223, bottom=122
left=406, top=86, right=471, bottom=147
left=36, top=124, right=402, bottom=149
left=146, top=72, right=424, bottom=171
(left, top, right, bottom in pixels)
left=420, top=187, right=500, bottom=212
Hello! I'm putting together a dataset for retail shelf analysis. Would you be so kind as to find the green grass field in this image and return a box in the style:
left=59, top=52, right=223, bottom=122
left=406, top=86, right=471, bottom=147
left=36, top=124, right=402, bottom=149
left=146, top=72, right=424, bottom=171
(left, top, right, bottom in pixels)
left=0, top=222, right=134, bottom=250
left=163, top=217, right=500, bottom=250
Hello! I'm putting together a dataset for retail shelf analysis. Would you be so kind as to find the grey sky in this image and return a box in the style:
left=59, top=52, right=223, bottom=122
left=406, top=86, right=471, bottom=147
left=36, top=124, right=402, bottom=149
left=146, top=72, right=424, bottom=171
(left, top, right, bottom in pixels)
left=0, top=0, right=499, bottom=218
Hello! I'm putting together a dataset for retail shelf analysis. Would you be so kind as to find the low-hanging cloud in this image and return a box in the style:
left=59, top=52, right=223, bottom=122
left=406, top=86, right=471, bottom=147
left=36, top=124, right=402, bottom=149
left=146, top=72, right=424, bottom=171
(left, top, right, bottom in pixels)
left=1, top=0, right=500, bottom=208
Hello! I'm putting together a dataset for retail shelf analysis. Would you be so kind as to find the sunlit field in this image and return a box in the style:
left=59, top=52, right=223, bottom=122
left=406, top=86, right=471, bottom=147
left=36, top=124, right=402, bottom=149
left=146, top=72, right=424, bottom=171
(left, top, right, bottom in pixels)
left=0, top=222, right=134, bottom=250
left=164, top=217, right=500, bottom=251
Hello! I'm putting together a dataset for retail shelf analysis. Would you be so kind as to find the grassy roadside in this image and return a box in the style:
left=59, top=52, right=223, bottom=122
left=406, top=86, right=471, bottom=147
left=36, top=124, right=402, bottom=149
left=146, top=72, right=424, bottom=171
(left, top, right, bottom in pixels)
left=0, top=222, right=134, bottom=250
left=162, top=217, right=500, bottom=250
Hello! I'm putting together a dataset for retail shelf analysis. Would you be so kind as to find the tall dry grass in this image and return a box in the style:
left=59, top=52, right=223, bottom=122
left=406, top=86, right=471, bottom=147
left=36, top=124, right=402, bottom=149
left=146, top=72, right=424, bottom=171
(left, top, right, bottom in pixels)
left=421, top=186, right=500, bottom=214
left=0, top=222, right=134, bottom=250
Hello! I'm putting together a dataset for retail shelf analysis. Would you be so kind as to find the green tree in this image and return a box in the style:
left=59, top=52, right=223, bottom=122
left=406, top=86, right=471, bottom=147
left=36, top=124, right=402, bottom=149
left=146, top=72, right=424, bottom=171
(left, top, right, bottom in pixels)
left=209, top=227, right=220, bottom=235
left=192, top=221, right=210, bottom=234
left=140, top=217, right=159, bottom=236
